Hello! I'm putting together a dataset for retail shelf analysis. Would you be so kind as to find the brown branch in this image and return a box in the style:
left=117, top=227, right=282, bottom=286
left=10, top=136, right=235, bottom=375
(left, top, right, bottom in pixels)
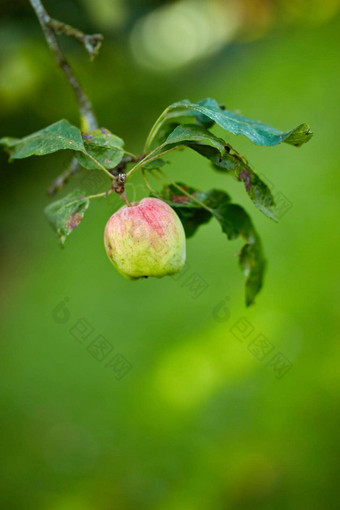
left=47, top=158, right=80, bottom=196
left=46, top=18, right=103, bottom=61
left=29, top=0, right=104, bottom=194
left=29, top=0, right=99, bottom=132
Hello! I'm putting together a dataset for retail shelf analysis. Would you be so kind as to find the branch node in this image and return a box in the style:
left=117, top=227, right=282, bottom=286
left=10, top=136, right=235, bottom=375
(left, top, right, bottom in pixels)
left=29, top=0, right=99, bottom=131
left=46, top=17, right=103, bottom=60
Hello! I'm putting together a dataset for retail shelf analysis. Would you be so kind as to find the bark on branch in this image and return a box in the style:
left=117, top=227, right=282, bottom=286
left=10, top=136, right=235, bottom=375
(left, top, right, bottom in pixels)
left=29, top=0, right=100, bottom=132
left=29, top=0, right=103, bottom=194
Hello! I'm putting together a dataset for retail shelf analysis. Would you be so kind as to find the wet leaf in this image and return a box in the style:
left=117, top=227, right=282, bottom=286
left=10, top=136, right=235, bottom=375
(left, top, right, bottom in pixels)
left=155, top=98, right=313, bottom=147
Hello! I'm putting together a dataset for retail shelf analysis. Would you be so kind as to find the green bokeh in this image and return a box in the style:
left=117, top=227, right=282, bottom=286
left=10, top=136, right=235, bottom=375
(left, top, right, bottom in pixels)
left=0, top=3, right=339, bottom=509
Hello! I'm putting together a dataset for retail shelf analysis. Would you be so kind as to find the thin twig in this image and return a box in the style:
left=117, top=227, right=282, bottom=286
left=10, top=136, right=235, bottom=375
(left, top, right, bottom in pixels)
left=47, top=18, right=103, bottom=60
left=125, top=145, right=184, bottom=180
left=47, top=157, right=79, bottom=196
left=143, top=108, right=186, bottom=153
left=29, top=0, right=98, bottom=132
left=141, top=168, right=158, bottom=195
left=85, top=153, right=115, bottom=179
left=144, top=108, right=170, bottom=153
left=87, top=189, right=113, bottom=200
left=155, top=169, right=213, bottom=213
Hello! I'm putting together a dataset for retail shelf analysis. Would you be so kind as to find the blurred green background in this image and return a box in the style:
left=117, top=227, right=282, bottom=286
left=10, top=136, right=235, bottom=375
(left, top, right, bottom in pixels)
left=1, top=1, right=339, bottom=509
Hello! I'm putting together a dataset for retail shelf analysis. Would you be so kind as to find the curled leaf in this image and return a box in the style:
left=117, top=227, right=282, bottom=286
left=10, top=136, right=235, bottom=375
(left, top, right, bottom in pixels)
left=151, top=98, right=313, bottom=148
left=155, top=183, right=265, bottom=305
left=160, top=124, right=277, bottom=220
left=44, top=189, right=89, bottom=247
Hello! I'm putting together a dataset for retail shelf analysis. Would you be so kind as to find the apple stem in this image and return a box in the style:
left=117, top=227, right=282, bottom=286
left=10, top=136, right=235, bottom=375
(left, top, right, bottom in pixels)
left=120, top=191, right=132, bottom=207
left=141, top=168, right=158, bottom=195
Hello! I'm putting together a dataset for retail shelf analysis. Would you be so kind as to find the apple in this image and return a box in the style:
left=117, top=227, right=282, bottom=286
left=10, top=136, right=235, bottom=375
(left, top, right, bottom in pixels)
left=104, top=197, right=186, bottom=279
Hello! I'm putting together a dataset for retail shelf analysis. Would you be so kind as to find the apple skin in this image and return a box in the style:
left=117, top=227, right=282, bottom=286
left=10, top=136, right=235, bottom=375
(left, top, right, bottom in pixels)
left=104, top=197, right=186, bottom=279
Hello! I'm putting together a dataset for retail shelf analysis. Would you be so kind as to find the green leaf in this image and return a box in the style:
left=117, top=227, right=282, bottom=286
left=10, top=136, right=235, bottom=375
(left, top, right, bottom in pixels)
left=212, top=201, right=265, bottom=305
left=143, top=158, right=168, bottom=171
left=82, top=128, right=124, bottom=149
left=154, top=121, right=182, bottom=146
left=155, top=184, right=265, bottom=305
left=76, top=127, right=124, bottom=170
left=0, top=120, right=85, bottom=160
left=155, top=183, right=213, bottom=237
left=160, top=124, right=276, bottom=220
left=164, top=124, right=225, bottom=155
left=0, top=137, right=21, bottom=148
left=44, top=189, right=90, bottom=247
left=159, top=98, right=313, bottom=147
left=282, top=123, right=314, bottom=146
left=190, top=98, right=224, bottom=128
left=190, top=142, right=277, bottom=221
left=0, top=122, right=125, bottom=174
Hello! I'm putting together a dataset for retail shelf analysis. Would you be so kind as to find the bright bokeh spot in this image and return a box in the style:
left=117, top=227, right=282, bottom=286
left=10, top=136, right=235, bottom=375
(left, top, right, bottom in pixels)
left=153, top=322, right=255, bottom=410
left=129, top=0, right=241, bottom=71
left=0, top=49, right=38, bottom=106
left=81, top=0, right=126, bottom=29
